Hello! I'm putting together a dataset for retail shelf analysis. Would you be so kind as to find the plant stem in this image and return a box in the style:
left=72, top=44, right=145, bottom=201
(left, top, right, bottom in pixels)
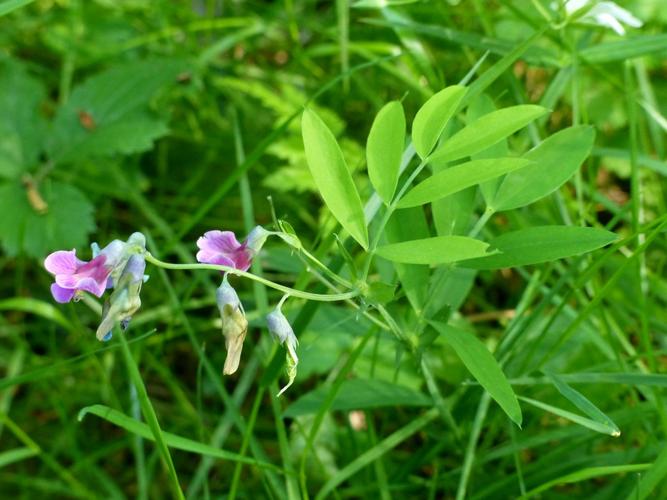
left=144, top=253, right=359, bottom=303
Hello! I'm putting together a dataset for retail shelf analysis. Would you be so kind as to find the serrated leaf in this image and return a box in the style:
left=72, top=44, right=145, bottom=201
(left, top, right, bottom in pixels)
left=283, top=378, right=432, bottom=417
left=302, top=108, right=368, bottom=249
left=412, top=85, right=466, bottom=159
left=0, top=180, right=95, bottom=258
left=430, top=321, right=522, bottom=426
left=397, top=158, right=532, bottom=208
left=460, top=226, right=617, bottom=270
left=0, top=60, right=46, bottom=179
left=376, top=235, right=491, bottom=265
left=429, top=104, right=548, bottom=164
left=49, top=59, right=185, bottom=164
left=490, top=126, right=595, bottom=211
left=367, top=101, right=405, bottom=204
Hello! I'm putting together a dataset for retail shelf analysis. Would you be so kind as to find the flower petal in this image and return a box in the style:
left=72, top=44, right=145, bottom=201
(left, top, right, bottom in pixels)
left=44, top=250, right=83, bottom=276
left=50, top=283, right=76, bottom=303
left=196, top=249, right=237, bottom=268
left=197, top=230, right=244, bottom=254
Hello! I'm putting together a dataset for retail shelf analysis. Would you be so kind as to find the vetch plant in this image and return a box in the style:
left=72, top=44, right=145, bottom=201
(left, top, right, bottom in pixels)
left=44, top=84, right=617, bottom=412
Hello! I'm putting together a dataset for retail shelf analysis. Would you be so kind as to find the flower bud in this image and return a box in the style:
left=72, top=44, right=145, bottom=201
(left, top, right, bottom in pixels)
left=266, top=306, right=299, bottom=396
left=217, top=277, right=248, bottom=375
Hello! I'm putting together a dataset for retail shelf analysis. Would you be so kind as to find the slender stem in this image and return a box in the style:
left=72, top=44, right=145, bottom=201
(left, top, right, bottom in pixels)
left=144, top=253, right=359, bottom=302
left=468, top=207, right=495, bottom=238
left=301, top=247, right=354, bottom=288
left=362, top=159, right=428, bottom=279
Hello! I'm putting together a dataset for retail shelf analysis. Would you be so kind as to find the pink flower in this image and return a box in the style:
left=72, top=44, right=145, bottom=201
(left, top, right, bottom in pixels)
left=43, top=250, right=113, bottom=303
left=196, top=230, right=253, bottom=271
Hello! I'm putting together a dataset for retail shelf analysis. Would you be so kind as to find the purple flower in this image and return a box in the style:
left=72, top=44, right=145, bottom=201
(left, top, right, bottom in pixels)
left=44, top=250, right=113, bottom=303
left=196, top=230, right=253, bottom=271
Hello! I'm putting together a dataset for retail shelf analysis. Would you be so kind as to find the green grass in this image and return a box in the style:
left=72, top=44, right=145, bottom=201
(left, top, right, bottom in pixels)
left=1, top=0, right=667, bottom=498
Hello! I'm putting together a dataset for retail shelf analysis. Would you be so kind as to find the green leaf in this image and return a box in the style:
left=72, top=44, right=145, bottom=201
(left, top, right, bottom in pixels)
left=518, top=396, right=617, bottom=436
left=302, top=108, right=368, bottom=249
left=545, top=371, right=620, bottom=437
left=385, top=207, right=430, bottom=312
left=397, top=158, right=532, bottom=208
left=460, top=226, right=617, bottom=270
left=48, top=59, right=185, bottom=164
left=0, top=180, right=95, bottom=258
left=78, top=404, right=279, bottom=471
left=580, top=34, right=667, bottom=63
left=0, top=447, right=37, bottom=469
left=376, top=235, right=491, bottom=265
left=430, top=321, right=522, bottom=426
left=0, top=0, right=34, bottom=17
left=0, top=60, right=46, bottom=179
left=367, top=101, right=405, bottom=204
left=428, top=105, right=548, bottom=164
left=412, top=85, right=466, bottom=159
left=490, top=126, right=595, bottom=211
left=0, top=298, right=76, bottom=333
left=283, top=378, right=432, bottom=418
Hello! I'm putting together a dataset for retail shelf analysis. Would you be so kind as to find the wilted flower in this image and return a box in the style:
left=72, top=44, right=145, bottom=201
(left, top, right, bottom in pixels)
left=267, top=305, right=299, bottom=396
left=196, top=226, right=272, bottom=272
left=563, top=0, right=642, bottom=35
left=216, top=277, right=248, bottom=375
left=95, top=235, right=148, bottom=341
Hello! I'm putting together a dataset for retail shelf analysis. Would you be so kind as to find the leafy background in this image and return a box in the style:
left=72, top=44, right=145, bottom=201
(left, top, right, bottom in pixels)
left=1, top=0, right=667, bottom=499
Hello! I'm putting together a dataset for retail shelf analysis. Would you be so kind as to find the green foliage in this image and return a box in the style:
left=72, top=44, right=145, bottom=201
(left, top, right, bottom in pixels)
left=431, top=321, right=522, bottom=426
left=366, top=100, right=405, bottom=204
left=0, top=180, right=95, bottom=257
left=411, top=85, right=466, bottom=159
left=376, top=235, right=491, bottom=264
left=2, top=0, right=666, bottom=499
left=301, top=108, right=368, bottom=249
left=398, top=157, right=533, bottom=208
left=461, top=226, right=617, bottom=269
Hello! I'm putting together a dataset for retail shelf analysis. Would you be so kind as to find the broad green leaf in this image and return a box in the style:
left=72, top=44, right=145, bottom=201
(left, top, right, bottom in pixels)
left=283, top=378, right=432, bottom=417
left=376, top=235, right=490, bottom=265
left=48, top=59, right=185, bottom=164
left=0, top=180, right=95, bottom=258
left=302, top=108, right=368, bottom=248
left=78, top=405, right=279, bottom=471
left=0, top=60, right=46, bottom=179
left=428, top=105, right=548, bottom=164
left=398, top=158, right=532, bottom=208
left=430, top=321, right=522, bottom=426
left=460, top=226, right=616, bottom=270
left=490, top=126, right=595, bottom=211
left=519, top=396, right=617, bottom=436
left=385, top=207, right=430, bottom=312
left=367, top=101, right=405, bottom=204
left=412, top=85, right=466, bottom=159
left=545, top=371, right=620, bottom=437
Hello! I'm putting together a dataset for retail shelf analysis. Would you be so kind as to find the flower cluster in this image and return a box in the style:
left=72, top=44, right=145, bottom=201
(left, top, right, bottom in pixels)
left=44, top=232, right=148, bottom=341
left=44, top=225, right=300, bottom=394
